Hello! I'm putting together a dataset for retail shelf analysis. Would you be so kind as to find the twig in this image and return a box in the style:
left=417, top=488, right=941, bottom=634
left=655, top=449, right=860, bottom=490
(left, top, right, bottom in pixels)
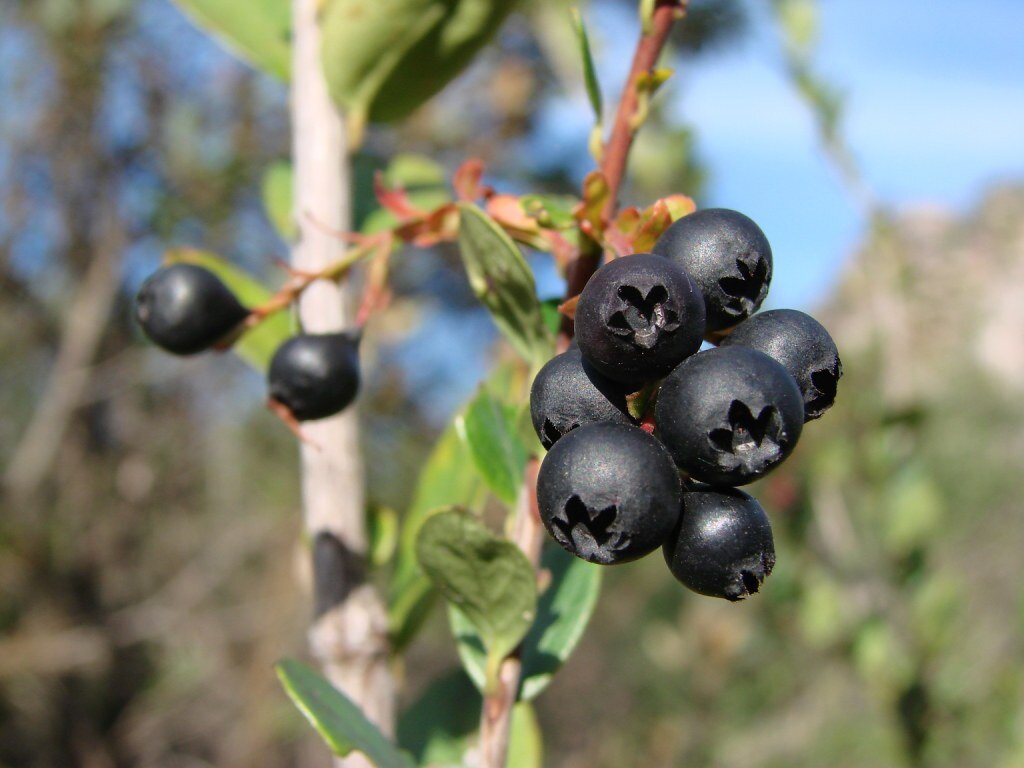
left=480, top=6, right=686, bottom=762
left=291, top=1, right=395, bottom=764
left=478, top=459, right=543, bottom=768
left=560, top=0, right=683, bottom=345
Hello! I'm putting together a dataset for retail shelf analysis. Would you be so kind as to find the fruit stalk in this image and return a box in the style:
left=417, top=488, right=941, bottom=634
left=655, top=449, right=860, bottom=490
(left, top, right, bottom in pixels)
left=478, top=459, right=544, bottom=768
left=291, top=0, right=394, bottom=763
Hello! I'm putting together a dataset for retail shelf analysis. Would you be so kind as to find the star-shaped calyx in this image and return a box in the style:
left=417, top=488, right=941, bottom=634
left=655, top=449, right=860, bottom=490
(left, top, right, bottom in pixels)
left=708, top=399, right=786, bottom=473
left=805, top=358, right=843, bottom=418
left=607, top=284, right=681, bottom=350
left=718, top=256, right=769, bottom=317
left=550, top=495, right=630, bottom=562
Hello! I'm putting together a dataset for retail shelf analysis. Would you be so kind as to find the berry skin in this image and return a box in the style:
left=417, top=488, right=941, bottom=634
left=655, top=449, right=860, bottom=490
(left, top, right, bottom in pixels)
left=134, top=263, right=249, bottom=356
left=537, top=422, right=681, bottom=565
left=268, top=332, right=360, bottom=421
left=530, top=349, right=636, bottom=449
left=653, top=208, right=772, bottom=332
left=721, top=309, right=842, bottom=421
left=662, top=485, right=775, bottom=601
left=655, top=346, right=804, bottom=486
left=575, top=253, right=705, bottom=385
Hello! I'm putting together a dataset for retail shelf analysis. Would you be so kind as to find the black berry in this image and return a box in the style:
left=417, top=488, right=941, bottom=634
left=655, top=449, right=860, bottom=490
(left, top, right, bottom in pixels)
left=268, top=332, right=361, bottom=421
left=653, top=208, right=772, bottom=332
left=575, top=254, right=705, bottom=384
left=537, top=422, right=681, bottom=565
left=134, top=263, right=249, bottom=355
left=655, top=346, right=804, bottom=486
left=663, top=485, right=775, bottom=601
left=530, top=349, right=635, bottom=449
left=721, top=309, right=843, bottom=420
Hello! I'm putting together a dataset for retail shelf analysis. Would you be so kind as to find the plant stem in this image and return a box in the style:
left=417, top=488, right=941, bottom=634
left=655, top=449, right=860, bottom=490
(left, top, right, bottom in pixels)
left=560, top=0, right=682, bottom=345
left=478, top=459, right=543, bottom=768
left=291, top=0, right=394, bottom=764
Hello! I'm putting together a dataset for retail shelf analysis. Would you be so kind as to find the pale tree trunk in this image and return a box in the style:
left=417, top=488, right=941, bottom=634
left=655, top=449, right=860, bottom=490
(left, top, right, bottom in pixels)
left=291, top=1, right=395, bottom=765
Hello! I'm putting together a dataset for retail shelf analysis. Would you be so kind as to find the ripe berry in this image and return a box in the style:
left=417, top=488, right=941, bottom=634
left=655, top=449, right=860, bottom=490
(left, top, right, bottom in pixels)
left=268, top=332, right=360, bottom=421
left=721, top=309, right=843, bottom=420
left=655, top=346, right=804, bottom=486
left=663, top=485, right=775, bottom=601
left=575, top=254, right=705, bottom=385
left=134, top=263, right=249, bottom=355
left=537, top=422, right=681, bottom=565
left=653, top=208, right=772, bottom=332
left=530, top=349, right=635, bottom=449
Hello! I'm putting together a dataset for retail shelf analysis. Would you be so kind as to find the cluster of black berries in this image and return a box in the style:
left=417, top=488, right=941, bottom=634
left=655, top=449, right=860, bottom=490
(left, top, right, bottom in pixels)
left=532, top=209, right=842, bottom=601
left=134, top=263, right=361, bottom=421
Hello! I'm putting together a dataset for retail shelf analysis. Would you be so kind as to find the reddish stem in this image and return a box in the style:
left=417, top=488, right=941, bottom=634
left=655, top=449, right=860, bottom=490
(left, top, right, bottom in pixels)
left=559, top=0, right=683, bottom=346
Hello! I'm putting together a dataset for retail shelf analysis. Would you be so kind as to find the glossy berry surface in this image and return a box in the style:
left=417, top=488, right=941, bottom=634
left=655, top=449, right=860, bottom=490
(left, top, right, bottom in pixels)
left=268, top=332, right=360, bottom=421
left=663, top=485, right=775, bottom=601
left=537, top=422, right=681, bottom=565
left=721, top=309, right=843, bottom=421
left=134, top=263, right=249, bottom=356
left=653, top=208, right=773, bottom=332
left=655, top=346, right=804, bottom=486
left=575, top=253, right=705, bottom=384
left=530, top=349, right=635, bottom=449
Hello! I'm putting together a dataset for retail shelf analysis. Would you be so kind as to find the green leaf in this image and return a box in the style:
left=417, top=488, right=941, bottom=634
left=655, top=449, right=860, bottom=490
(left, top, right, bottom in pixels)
left=520, top=194, right=579, bottom=230
left=276, top=659, right=416, bottom=768
left=261, top=161, right=295, bottom=243
left=509, top=701, right=543, bottom=768
left=519, top=546, right=602, bottom=700
left=389, top=421, right=486, bottom=650
left=396, top=670, right=542, bottom=768
left=321, top=0, right=515, bottom=125
left=456, top=388, right=528, bottom=505
left=457, top=203, right=553, bottom=369
left=397, top=670, right=479, bottom=764
left=449, top=546, right=602, bottom=700
left=170, top=0, right=290, bottom=80
left=417, top=510, right=537, bottom=678
left=165, top=248, right=290, bottom=373
left=367, top=505, right=399, bottom=567
left=570, top=8, right=602, bottom=125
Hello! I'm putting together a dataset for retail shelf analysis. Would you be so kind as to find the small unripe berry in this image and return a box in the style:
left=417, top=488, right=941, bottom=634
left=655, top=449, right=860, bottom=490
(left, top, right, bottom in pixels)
left=268, top=332, right=360, bottom=421
left=653, top=208, right=772, bottom=332
left=655, top=346, right=804, bottom=486
left=134, top=263, right=249, bottom=355
left=575, top=254, right=705, bottom=384
left=721, top=309, right=843, bottom=420
left=663, top=485, right=775, bottom=601
left=530, top=349, right=635, bottom=449
left=537, top=422, right=681, bottom=565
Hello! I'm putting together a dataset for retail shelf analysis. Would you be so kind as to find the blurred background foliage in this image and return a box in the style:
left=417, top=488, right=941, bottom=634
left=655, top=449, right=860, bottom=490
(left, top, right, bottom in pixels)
left=2, top=0, right=1023, bottom=766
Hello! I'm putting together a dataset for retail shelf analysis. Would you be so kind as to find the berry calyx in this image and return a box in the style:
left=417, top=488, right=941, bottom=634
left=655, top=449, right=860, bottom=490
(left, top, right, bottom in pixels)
left=663, top=485, right=775, bottom=601
left=653, top=208, right=773, bottom=332
left=655, top=346, right=804, bottom=486
left=537, top=422, right=681, bottom=565
left=530, top=349, right=636, bottom=449
left=268, top=332, right=361, bottom=421
left=574, top=253, right=705, bottom=384
left=720, top=308, right=843, bottom=420
left=134, top=263, right=250, bottom=356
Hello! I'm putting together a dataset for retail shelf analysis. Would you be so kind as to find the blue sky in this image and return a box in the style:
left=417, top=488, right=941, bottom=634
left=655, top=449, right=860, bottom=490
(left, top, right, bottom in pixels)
left=667, top=0, right=1024, bottom=308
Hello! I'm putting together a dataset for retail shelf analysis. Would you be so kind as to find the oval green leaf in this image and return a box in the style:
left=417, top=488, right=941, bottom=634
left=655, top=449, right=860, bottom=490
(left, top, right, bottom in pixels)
left=171, top=0, right=290, bottom=80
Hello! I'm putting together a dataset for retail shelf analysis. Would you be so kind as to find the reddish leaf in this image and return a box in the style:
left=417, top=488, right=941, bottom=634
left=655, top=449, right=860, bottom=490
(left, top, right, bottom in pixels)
left=453, top=159, right=487, bottom=202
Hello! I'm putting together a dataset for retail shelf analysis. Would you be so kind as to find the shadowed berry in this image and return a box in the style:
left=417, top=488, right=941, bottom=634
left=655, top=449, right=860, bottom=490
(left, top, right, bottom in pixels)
left=721, top=308, right=843, bottom=420
left=134, top=263, right=249, bottom=356
left=663, top=485, right=775, bottom=601
left=530, top=349, right=636, bottom=449
left=537, top=422, right=681, bottom=565
left=653, top=208, right=772, bottom=332
left=268, top=332, right=360, bottom=421
left=655, top=346, right=804, bottom=485
left=575, top=254, right=705, bottom=384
